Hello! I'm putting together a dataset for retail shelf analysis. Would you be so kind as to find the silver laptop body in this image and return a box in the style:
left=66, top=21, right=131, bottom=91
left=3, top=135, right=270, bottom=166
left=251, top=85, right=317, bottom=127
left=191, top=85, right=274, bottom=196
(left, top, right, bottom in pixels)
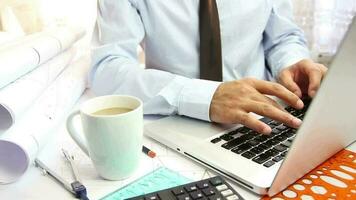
left=145, top=19, right=356, bottom=196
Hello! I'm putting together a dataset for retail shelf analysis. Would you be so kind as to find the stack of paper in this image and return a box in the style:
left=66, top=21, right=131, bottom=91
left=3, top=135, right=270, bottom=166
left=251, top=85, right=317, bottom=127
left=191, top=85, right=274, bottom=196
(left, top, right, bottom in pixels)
left=0, top=25, right=90, bottom=184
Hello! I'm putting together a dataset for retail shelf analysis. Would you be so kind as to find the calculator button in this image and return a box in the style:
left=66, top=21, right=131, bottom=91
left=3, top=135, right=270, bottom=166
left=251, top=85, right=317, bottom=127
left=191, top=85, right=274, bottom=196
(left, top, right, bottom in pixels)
left=190, top=191, right=204, bottom=199
left=221, top=189, right=233, bottom=197
left=202, top=188, right=215, bottom=196
left=131, top=176, right=243, bottom=200
left=196, top=182, right=209, bottom=189
left=208, top=195, right=223, bottom=200
left=209, top=177, right=223, bottom=186
left=215, top=184, right=228, bottom=191
left=145, top=194, right=160, bottom=200
left=172, top=188, right=185, bottom=196
left=226, top=195, right=240, bottom=200
left=177, top=194, right=192, bottom=200
left=184, top=185, right=198, bottom=192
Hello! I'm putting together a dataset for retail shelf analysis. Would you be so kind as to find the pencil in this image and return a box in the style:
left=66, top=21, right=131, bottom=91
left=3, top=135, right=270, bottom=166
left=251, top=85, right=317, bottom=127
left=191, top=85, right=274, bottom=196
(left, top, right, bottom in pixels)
left=142, top=146, right=156, bottom=158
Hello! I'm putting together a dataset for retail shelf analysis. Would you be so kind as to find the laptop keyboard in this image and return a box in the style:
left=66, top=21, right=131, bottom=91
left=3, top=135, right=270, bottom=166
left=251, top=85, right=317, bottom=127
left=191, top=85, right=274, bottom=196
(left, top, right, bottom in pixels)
left=210, top=99, right=311, bottom=168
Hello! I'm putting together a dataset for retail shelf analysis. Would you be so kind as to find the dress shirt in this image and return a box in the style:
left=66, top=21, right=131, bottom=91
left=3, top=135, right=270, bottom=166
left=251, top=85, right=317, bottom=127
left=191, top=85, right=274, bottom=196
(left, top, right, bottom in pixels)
left=90, top=0, right=310, bottom=121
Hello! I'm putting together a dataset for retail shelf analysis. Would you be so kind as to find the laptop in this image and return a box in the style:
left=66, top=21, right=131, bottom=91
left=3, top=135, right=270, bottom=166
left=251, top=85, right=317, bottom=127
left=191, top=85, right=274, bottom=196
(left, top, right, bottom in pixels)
left=145, top=18, right=356, bottom=196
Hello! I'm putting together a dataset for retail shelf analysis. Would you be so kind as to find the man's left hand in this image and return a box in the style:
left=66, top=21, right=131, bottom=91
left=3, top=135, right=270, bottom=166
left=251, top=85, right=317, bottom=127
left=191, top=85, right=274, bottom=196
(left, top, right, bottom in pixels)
left=278, top=59, right=328, bottom=98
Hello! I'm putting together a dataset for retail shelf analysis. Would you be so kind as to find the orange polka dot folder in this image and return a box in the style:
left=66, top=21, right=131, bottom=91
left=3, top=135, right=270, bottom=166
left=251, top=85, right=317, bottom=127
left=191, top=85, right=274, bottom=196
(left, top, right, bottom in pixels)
left=261, top=149, right=356, bottom=200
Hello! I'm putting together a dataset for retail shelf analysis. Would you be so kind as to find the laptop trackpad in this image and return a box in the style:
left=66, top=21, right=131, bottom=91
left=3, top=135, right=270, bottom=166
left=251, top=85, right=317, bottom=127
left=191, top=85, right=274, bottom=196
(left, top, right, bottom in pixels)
left=146, top=115, right=237, bottom=140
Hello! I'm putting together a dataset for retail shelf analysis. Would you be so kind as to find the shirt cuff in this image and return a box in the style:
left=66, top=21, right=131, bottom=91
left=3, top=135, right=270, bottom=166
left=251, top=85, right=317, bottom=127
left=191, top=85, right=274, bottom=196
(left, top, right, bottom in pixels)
left=178, top=79, right=221, bottom=122
left=268, top=43, right=311, bottom=77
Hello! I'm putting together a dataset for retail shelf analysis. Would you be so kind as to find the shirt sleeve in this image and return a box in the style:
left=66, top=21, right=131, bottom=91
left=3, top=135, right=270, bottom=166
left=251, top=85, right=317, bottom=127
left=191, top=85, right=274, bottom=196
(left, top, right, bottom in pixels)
left=90, top=0, right=221, bottom=121
left=263, top=0, right=311, bottom=78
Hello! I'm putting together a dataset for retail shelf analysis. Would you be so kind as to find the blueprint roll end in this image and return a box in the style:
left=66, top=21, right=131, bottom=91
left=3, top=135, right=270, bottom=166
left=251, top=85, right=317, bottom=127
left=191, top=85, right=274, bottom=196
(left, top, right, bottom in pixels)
left=0, top=140, right=29, bottom=184
left=0, top=103, right=14, bottom=132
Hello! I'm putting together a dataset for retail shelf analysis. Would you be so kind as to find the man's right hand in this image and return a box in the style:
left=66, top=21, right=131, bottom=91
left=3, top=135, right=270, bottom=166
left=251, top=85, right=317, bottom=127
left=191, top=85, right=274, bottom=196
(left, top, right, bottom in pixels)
left=209, top=78, right=304, bottom=135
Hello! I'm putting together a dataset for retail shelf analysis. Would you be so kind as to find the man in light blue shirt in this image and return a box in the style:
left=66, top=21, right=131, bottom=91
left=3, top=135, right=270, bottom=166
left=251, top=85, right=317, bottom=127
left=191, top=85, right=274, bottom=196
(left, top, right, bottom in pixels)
left=90, top=0, right=327, bottom=134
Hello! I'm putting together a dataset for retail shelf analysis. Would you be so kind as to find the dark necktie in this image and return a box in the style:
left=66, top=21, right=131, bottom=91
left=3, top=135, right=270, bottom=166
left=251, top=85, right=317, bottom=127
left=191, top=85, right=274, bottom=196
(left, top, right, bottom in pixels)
left=199, top=0, right=223, bottom=81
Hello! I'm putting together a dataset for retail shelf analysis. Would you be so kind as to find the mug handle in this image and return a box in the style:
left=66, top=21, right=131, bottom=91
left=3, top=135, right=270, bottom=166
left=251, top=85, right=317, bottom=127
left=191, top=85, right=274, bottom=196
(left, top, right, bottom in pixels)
left=66, top=110, right=89, bottom=156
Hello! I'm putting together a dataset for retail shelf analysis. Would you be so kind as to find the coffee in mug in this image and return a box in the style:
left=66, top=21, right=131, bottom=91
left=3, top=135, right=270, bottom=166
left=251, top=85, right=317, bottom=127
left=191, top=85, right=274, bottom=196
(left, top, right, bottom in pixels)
left=92, top=107, right=133, bottom=115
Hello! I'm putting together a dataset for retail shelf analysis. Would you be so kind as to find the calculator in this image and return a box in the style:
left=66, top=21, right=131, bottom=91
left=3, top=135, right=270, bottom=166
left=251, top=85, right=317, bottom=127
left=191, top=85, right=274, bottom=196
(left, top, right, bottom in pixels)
left=126, top=176, right=244, bottom=200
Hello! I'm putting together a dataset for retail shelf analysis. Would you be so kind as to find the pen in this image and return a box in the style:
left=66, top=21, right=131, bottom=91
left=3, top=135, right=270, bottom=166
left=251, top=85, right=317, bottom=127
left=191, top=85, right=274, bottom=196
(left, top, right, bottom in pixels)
left=142, top=146, right=156, bottom=158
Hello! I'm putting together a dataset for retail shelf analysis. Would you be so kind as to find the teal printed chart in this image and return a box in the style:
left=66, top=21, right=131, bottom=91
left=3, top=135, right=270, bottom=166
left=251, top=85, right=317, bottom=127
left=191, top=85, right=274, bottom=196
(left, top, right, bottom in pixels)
left=101, top=167, right=191, bottom=200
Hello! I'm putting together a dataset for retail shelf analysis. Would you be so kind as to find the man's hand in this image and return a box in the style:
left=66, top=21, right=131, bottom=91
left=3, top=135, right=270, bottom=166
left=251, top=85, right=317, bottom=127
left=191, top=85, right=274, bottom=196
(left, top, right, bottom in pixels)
left=210, top=78, right=304, bottom=134
left=278, top=59, right=328, bottom=98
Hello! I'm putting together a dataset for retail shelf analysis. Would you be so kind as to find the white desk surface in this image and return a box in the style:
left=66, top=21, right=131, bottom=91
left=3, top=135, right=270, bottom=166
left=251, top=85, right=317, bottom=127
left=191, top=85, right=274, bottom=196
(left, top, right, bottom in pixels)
left=0, top=90, right=355, bottom=200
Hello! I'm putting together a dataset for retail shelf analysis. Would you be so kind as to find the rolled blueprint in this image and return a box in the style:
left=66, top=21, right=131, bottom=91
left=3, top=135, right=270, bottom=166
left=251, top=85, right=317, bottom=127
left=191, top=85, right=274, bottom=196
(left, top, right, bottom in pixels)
left=0, top=25, right=85, bottom=89
left=0, top=56, right=90, bottom=184
left=0, top=45, right=40, bottom=89
left=0, top=48, right=76, bottom=132
left=0, top=30, right=49, bottom=50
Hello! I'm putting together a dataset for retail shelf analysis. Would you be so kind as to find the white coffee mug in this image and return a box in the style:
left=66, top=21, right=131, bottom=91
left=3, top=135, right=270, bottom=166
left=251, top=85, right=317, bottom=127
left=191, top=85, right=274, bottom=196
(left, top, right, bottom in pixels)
left=66, top=95, right=143, bottom=180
